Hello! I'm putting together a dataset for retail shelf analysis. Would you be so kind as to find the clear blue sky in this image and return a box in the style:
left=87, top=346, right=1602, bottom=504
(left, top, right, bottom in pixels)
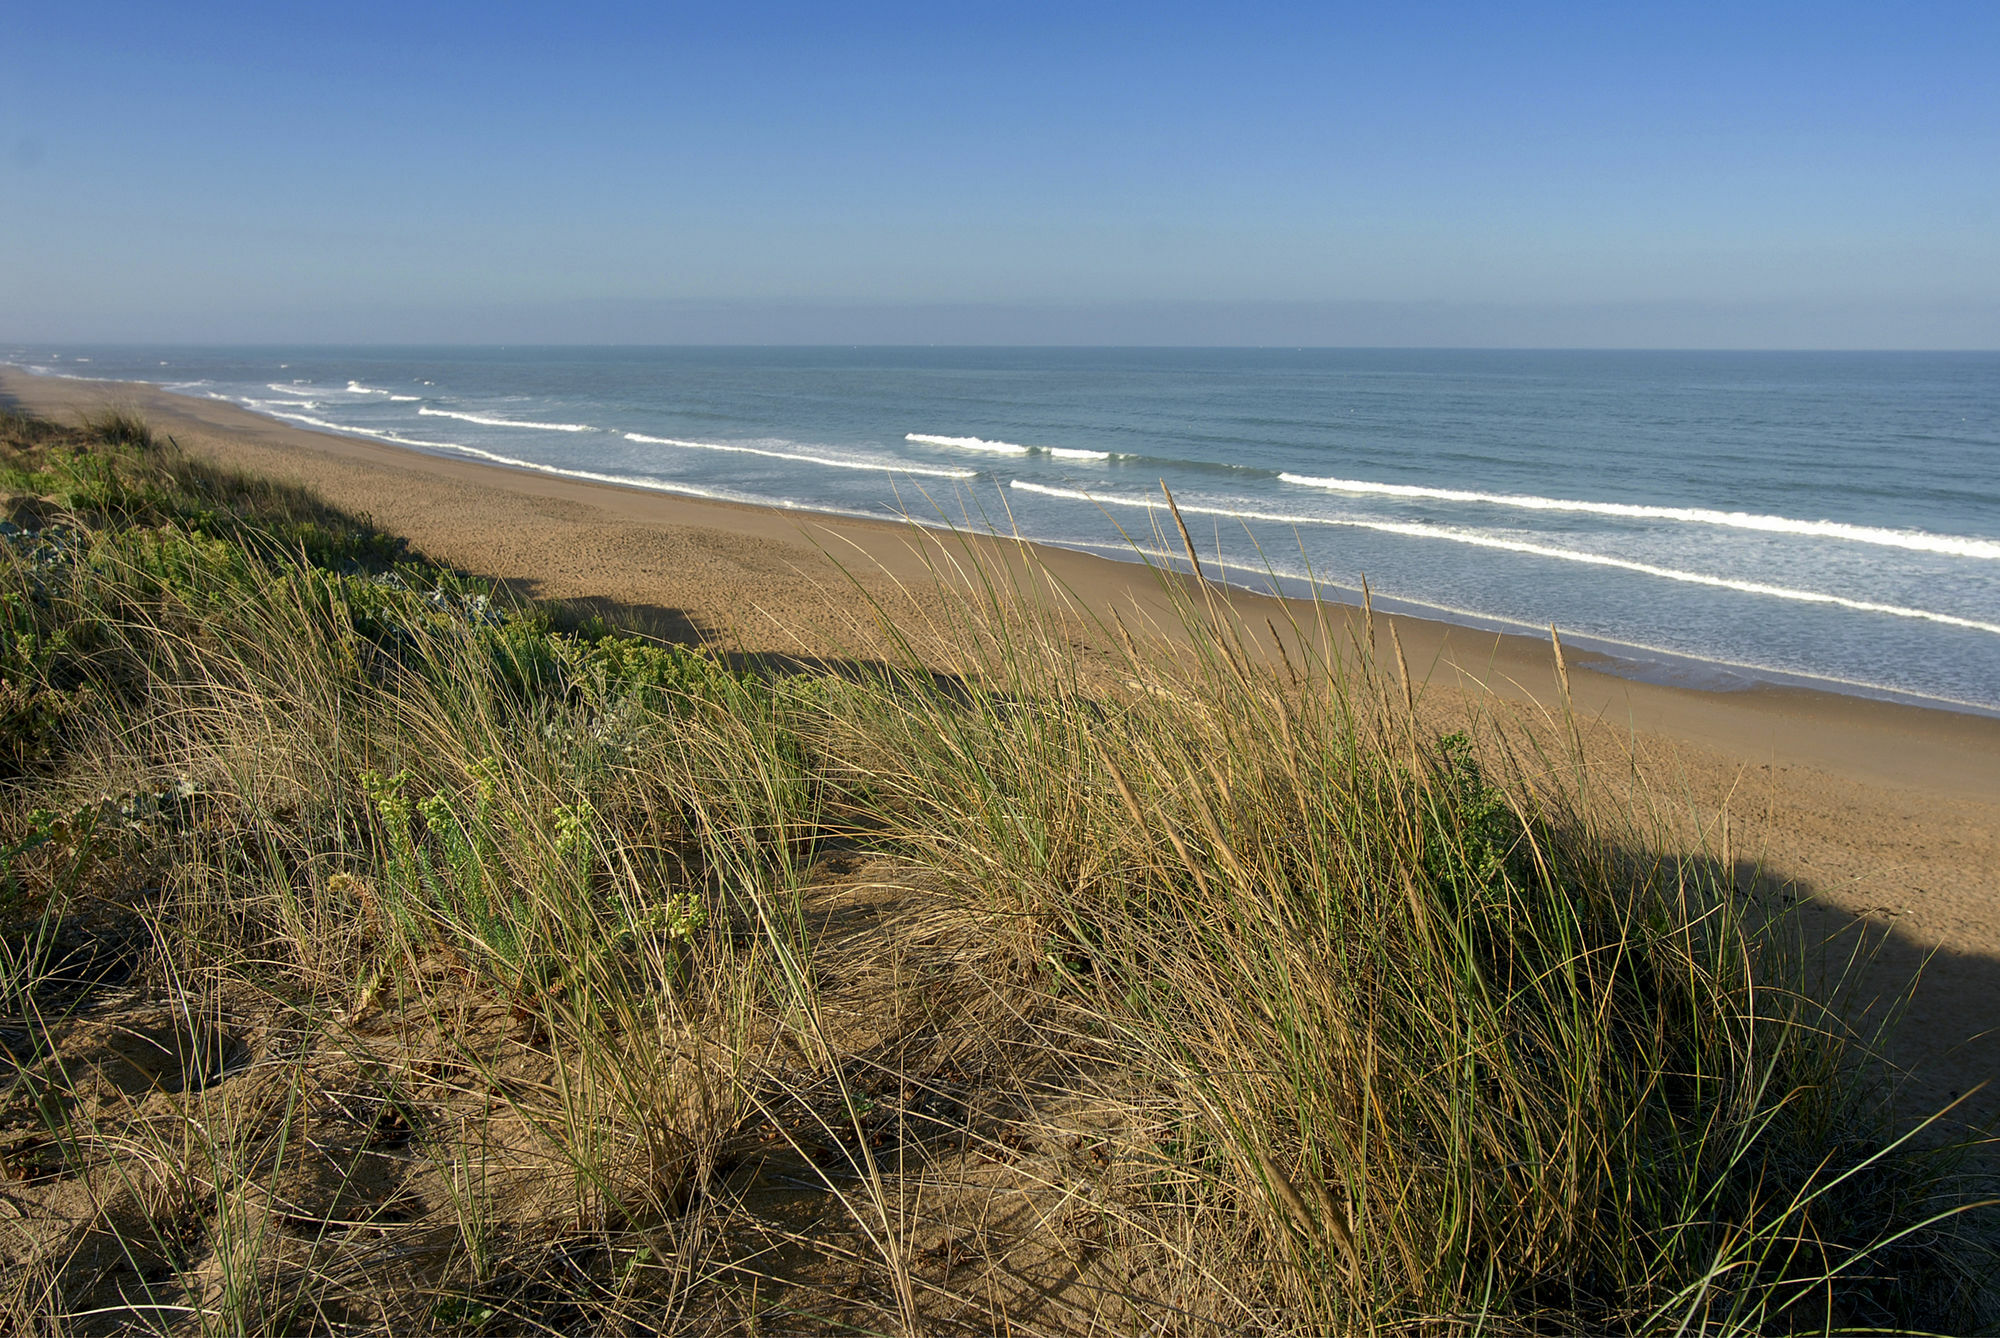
left=4, top=1, right=1996, bottom=346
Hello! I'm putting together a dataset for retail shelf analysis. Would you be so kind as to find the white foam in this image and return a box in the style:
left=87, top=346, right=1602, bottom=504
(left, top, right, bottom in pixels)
left=264, top=383, right=319, bottom=398
left=20, top=366, right=105, bottom=382
left=256, top=407, right=397, bottom=436
left=1049, top=537, right=2000, bottom=714
left=389, top=394, right=421, bottom=402
left=626, top=432, right=974, bottom=479
left=247, top=407, right=749, bottom=500
left=907, top=433, right=1031, bottom=455
left=1278, top=473, right=2000, bottom=561
left=396, top=438, right=743, bottom=501
left=347, top=381, right=394, bottom=396
left=419, top=407, right=596, bottom=432
left=1010, top=482, right=2000, bottom=638
left=243, top=401, right=965, bottom=517
left=907, top=432, right=1115, bottom=461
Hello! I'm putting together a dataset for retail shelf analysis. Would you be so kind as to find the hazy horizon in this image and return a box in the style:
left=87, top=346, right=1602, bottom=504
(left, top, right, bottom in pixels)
left=16, top=299, right=2000, bottom=351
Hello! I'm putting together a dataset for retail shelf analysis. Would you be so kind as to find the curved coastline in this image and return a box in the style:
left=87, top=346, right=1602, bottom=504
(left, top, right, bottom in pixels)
left=7, top=360, right=1997, bottom=725
left=6, top=363, right=2000, bottom=771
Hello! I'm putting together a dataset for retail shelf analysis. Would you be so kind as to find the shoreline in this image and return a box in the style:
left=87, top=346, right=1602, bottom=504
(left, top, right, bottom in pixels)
left=5, top=365, right=1998, bottom=1125
left=1053, top=530, right=2000, bottom=723
left=9, top=361, right=2000, bottom=726
left=11, top=362, right=2000, bottom=732
left=5, top=365, right=1997, bottom=793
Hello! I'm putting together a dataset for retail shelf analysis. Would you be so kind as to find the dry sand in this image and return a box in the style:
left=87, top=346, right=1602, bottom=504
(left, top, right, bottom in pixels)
left=5, top=366, right=1996, bottom=1129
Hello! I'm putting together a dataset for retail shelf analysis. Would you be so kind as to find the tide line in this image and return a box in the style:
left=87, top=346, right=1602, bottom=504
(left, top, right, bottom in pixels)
left=252, top=407, right=755, bottom=503
left=1053, top=536, right=2000, bottom=715
left=255, top=407, right=459, bottom=448
left=1011, top=481, right=2000, bottom=637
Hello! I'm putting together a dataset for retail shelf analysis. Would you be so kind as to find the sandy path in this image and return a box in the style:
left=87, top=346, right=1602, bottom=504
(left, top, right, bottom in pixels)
left=6, top=367, right=1996, bottom=1127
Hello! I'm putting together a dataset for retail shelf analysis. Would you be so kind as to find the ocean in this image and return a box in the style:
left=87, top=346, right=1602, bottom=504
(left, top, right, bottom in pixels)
left=9, top=345, right=1997, bottom=714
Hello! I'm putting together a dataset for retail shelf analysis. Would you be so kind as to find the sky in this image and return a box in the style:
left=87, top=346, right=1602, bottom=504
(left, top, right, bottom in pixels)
left=3, top=2, right=1996, bottom=347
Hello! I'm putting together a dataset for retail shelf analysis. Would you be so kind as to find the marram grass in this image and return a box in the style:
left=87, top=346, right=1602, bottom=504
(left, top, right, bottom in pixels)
left=0, top=409, right=1989, bottom=1335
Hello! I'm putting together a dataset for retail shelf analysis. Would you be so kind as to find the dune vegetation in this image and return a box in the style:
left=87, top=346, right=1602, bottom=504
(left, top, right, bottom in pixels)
left=0, top=408, right=1990, bottom=1335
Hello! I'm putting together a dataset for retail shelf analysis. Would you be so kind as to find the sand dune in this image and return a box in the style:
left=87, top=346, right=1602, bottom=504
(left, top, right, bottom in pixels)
left=5, top=365, right=1994, bottom=1129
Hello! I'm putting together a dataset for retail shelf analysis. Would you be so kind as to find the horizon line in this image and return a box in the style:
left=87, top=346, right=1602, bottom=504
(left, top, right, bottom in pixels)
left=12, top=342, right=2000, bottom=355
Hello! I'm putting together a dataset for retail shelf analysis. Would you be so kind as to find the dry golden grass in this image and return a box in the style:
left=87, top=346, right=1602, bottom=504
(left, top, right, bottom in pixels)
left=0, top=410, right=1990, bottom=1335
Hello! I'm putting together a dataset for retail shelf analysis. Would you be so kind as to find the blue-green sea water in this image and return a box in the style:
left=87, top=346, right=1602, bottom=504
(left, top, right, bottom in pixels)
left=10, top=346, right=1997, bottom=714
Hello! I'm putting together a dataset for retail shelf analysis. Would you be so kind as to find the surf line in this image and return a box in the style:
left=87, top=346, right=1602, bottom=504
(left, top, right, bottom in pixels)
left=253, top=406, right=769, bottom=502
left=421, top=407, right=597, bottom=432
left=1013, top=481, right=2000, bottom=637
left=627, top=433, right=975, bottom=478
left=1279, top=472, right=2000, bottom=560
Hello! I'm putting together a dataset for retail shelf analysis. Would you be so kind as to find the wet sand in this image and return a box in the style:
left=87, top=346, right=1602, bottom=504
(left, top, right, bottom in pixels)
left=5, top=365, right=1996, bottom=1126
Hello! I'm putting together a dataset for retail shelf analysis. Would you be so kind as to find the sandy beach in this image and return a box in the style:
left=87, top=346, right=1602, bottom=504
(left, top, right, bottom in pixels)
left=5, top=365, right=1996, bottom=1127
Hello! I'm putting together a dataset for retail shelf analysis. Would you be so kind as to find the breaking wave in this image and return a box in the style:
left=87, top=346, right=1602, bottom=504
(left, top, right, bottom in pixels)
left=245, top=408, right=769, bottom=504
left=1011, top=482, right=2000, bottom=637
left=907, top=432, right=1116, bottom=461
left=908, top=433, right=1030, bottom=455
left=625, top=433, right=973, bottom=478
left=419, top=407, right=597, bottom=432
left=1278, top=473, right=2000, bottom=560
